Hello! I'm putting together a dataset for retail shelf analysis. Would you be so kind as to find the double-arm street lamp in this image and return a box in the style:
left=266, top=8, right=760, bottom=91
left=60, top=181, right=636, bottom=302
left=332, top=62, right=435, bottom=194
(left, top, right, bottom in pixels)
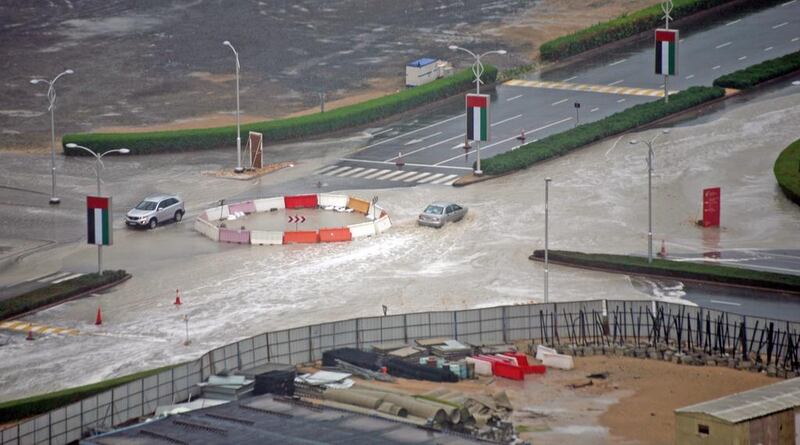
left=223, top=40, right=244, bottom=173
left=65, top=143, right=129, bottom=273
left=31, top=69, right=73, bottom=205
left=448, top=46, right=506, bottom=175
left=629, top=129, right=669, bottom=263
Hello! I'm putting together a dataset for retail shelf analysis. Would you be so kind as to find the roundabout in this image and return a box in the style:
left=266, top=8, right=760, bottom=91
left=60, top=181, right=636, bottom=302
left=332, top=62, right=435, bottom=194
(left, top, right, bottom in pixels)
left=194, top=193, right=392, bottom=245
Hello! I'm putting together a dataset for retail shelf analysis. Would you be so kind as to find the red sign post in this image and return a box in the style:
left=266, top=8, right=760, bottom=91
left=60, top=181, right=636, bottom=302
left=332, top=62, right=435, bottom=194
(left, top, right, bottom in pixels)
left=702, top=187, right=721, bottom=227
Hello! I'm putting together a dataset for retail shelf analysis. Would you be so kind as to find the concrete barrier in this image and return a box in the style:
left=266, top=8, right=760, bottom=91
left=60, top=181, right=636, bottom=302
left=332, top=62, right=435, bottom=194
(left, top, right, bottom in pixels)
left=318, top=193, right=349, bottom=209
left=205, top=205, right=229, bottom=221
left=250, top=230, right=284, bottom=245
left=254, top=197, right=285, bottom=212
left=347, top=197, right=370, bottom=214
left=348, top=221, right=376, bottom=239
left=219, top=228, right=251, bottom=244
left=319, top=227, right=352, bottom=243
left=194, top=218, right=220, bottom=241
left=283, top=231, right=319, bottom=244
left=228, top=200, right=256, bottom=215
left=375, top=215, right=392, bottom=233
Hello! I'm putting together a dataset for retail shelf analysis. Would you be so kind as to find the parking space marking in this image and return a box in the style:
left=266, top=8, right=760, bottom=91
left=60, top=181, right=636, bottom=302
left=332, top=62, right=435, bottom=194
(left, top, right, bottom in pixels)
left=504, top=79, right=667, bottom=97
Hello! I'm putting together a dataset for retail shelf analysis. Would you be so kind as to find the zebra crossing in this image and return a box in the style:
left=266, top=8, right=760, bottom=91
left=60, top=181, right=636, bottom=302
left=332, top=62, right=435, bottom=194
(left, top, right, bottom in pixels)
left=36, top=271, right=84, bottom=284
left=315, top=165, right=461, bottom=185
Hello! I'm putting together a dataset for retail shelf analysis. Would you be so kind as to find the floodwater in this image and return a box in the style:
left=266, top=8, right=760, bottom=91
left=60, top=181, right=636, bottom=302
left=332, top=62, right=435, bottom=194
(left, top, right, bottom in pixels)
left=0, top=84, right=798, bottom=402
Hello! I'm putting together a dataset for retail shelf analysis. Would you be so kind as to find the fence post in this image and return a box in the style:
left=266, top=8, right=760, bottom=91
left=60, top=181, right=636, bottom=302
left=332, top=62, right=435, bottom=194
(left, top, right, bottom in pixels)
left=453, top=311, right=458, bottom=340
left=356, top=318, right=361, bottom=350
left=403, top=314, right=408, bottom=344
left=236, top=342, right=242, bottom=371
left=502, top=306, right=508, bottom=344
left=308, top=325, right=314, bottom=363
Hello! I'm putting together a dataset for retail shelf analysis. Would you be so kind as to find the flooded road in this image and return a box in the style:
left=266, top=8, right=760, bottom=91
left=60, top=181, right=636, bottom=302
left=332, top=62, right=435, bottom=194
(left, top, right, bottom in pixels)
left=0, top=82, right=798, bottom=401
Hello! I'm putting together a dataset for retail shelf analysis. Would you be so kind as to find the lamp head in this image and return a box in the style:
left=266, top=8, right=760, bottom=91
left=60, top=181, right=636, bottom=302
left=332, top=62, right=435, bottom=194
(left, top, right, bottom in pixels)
left=65, top=143, right=77, bottom=148
left=119, top=148, right=130, bottom=154
left=448, top=45, right=458, bottom=50
left=64, top=69, right=74, bottom=74
left=223, top=40, right=231, bottom=46
left=629, top=140, right=639, bottom=145
left=496, top=49, right=507, bottom=55
left=545, top=177, right=552, bottom=182
left=30, top=79, right=42, bottom=84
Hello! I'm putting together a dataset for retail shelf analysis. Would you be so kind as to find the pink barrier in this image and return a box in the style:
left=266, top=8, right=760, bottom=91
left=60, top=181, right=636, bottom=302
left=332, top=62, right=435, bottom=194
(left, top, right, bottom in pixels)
left=219, top=228, right=251, bottom=244
left=228, top=201, right=256, bottom=215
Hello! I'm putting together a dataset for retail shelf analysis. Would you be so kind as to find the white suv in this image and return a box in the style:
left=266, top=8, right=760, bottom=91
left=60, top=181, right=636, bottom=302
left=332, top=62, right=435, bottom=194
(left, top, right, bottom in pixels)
left=126, top=194, right=184, bottom=229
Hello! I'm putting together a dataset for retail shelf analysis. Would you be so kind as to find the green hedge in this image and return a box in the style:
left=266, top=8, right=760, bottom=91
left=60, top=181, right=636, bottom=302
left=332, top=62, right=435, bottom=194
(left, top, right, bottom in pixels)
left=0, top=364, right=175, bottom=423
left=482, top=86, right=724, bottom=175
left=775, top=138, right=800, bottom=206
left=0, top=270, right=128, bottom=320
left=63, top=66, right=497, bottom=156
left=540, top=0, right=783, bottom=62
left=713, top=50, right=800, bottom=89
left=530, top=250, right=800, bottom=292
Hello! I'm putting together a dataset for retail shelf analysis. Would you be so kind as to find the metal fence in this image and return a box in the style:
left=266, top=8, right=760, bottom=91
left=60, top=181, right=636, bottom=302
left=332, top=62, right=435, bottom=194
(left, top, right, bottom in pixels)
left=2, top=299, right=797, bottom=445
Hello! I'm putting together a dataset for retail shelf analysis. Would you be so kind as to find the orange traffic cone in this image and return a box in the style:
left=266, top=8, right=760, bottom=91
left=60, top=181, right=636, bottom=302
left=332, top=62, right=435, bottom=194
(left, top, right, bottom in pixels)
left=26, top=325, right=35, bottom=341
left=174, top=289, right=182, bottom=307
left=95, top=305, right=103, bottom=326
left=659, top=240, right=667, bottom=258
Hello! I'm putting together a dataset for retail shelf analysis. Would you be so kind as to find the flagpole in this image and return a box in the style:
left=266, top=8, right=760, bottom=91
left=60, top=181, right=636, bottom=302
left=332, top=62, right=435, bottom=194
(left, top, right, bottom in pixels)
left=475, top=141, right=482, bottom=175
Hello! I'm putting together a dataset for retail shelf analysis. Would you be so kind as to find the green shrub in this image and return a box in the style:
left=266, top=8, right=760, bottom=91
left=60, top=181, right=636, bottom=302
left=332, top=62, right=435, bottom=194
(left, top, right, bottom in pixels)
left=63, top=66, right=497, bottom=156
left=531, top=250, right=800, bottom=292
left=482, top=86, right=724, bottom=175
left=0, top=270, right=128, bottom=320
left=0, top=364, right=175, bottom=423
left=540, top=0, right=783, bottom=62
left=713, top=50, right=800, bottom=89
left=774, top=138, right=800, bottom=206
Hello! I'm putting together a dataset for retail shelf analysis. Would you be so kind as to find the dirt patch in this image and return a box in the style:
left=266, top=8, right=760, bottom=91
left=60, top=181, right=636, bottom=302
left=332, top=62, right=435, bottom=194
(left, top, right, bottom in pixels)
left=202, top=161, right=295, bottom=180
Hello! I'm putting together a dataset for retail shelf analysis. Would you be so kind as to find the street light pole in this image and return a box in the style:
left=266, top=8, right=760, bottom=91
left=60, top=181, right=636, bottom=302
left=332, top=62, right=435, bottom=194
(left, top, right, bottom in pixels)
left=629, top=130, right=669, bottom=263
left=65, top=143, right=130, bottom=273
left=448, top=45, right=506, bottom=176
left=223, top=41, right=243, bottom=173
left=544, top=177, right=551, bottom=303
left=183, top=314, right=191, bottom=346
left=31, top=69, right=73, bottom=205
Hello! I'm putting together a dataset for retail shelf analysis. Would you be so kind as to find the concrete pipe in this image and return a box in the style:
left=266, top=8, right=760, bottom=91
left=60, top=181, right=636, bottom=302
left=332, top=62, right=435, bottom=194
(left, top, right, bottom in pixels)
left=376, top=401, right=408, bottom=418
left=382, top=394, right=448, bottom=425
left=323, top=389, right=383, bottom=410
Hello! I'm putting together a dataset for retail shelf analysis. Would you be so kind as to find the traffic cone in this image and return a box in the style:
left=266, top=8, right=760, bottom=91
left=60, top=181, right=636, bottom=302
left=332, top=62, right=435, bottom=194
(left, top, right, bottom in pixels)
left=26, top=325, right=34, bottom=341
left=659, top=240, right=667, bottom=258
left=95, top=305, right=103, bottom=326
left=174, top=289, right=182, bottom=307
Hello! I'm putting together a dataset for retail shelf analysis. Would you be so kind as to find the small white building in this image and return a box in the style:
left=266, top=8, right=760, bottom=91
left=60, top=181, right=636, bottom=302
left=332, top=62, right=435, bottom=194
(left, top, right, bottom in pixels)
left=406, top=58, right=453, bottom=87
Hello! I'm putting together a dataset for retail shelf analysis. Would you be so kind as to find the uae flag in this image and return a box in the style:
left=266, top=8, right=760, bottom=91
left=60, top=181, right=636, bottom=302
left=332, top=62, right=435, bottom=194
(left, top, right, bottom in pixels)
left=87, top=196, right=112, bottom=246
left=655, top=29, right=678, bottom=76
left=466, top=94, right=489, bottom=142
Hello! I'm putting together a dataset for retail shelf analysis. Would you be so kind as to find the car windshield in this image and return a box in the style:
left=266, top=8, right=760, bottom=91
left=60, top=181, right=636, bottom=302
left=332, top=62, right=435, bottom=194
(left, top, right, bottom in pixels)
left=135, top=200, right=158, bottom=211
left=424, top=205, right=444, bottom=215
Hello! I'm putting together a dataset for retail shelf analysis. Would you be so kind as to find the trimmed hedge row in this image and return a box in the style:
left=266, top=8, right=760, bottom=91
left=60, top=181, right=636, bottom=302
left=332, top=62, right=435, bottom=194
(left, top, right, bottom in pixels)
left=713, top=50, right=800, bottom=89
left=0, top=364, right=175, bottom=423
left=774, top=138, right=800, bottom=206
left=530, top=250, right=800, bottom=292
left=63, top=66, right=497, bottom=156
left=539, top=0, right=784, bottom=62
left=0, top=270, right=128, bottom=320
left=481, top=86, right=724, bottom=175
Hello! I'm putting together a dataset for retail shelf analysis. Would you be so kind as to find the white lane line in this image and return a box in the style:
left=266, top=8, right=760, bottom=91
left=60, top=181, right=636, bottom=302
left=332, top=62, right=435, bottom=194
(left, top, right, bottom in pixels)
left=388, top=133, right=464, bottom=160
left=709, top=300, right=742, bottom=307
left=431, top=174, right=458, bottom=185
left=324, top=166, right=352, bottom=176
left=726, top=19, right=741, bottom=26
left=715, top=41, right=732, bottom=49
left=773, top=21, right=789, bottom=29
left=551, top=98, right=568, bottom=106
left=738, top=56, right=747, bottom=61
left=616, top=98, right=626, bottom=103
left=506, top=94, right=523, bottom=102
left=404, top=131, right=443, bottom=146
left=52, top=273, right=83, bottom=284
left=712, top=65, right=721, bottom=70
left=435, top=117, right=573, bottom=166
left=608, top=79, right=624, bottom=86
left=563, top=76, right=577, bottom=82
left=350, top=168, right=377, bottom=178
left=404, top=172, right=431, bottom=182
left=364, top=169, right=392, bottom=179
left=793, top=37, right=800, bottom=42
left=451, top=142, right=469, bottom=150
left=371, top=128, right=393, bottom=136
left=685, top=74, right=695, bottom=80
left=314, top=165, right=339, bottom=175
left=390, top=171, right=419, bottom=181
left=418, top=173, right=444, bottom=184
left=609, top=59, right=627, bottom=66
left=337, top=167, right=365, bottom=177
left=359, top=114, right=463, bottom=150
left=36, top=271, right=69, bottom=283
left=341, top=158, right=473, bottom=170
left=590, top=107, right=599, bottom=113
left=374, top=170, right=407, bottom=181
left=783, top=0, right=796, bottom=5
left=491, top=114, right=522, bottom=127
left=764, top=46, right=774, bottom=52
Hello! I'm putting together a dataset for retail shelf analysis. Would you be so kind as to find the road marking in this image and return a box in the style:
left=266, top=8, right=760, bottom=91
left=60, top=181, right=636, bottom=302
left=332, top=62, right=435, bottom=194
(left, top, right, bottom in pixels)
left=435, top=117, right=573, bottom=165
left=609, top=59, right=627, bottom=66
left=364, top=169, right=392, bottom=179
left=390, top=171, right=419, bottom=181
left=358, top=114, right=463, bottom=150
left=726, top=19, right=741, bottom=26
left=314, top=165, right=340, bottom=175
left=551, top=98, right=568, bottom=106
left=0, top=321, right=79, bottom=336
left=715, top=41, right=732, bottom=49
left=709, top=300, right=742, bottom=307
left=374, top=170, right=406, bottom=181
left=506, top=94, right=523, bottom=102
left=504, top=79, right=666, bottom=97
left=563, top=76, right=577, bottom=82
left=431, top=174, right=458, bottom=185
left=792, top=37, right=799, bottom=42
left=773, top=21, right=789, bottom=29
left=387, top=133, right=463, bottom=160
left=339, top=158, right=473, bottom=170
left=764, top=46, right=774, bottom=52
left=418, top=173, right=444, bottom=183
left=451, top=142, right=468, bottom=150
left=492, top=114, right=522, bottom=127
left=371, top=128, right=393, bottom=136
left=350, top=168, right=377, bottom=178
left=738, top=56, right=747, bottom=61
left=36, top=271, right=70, bottom=283
left=590, top=107, right=599, bottom=113
left=51, top=273, right=83, bottom=284
left=685, top=74, right=695, bottom=80
left=337, top=167, right=365, bottom=177
left=404, top=131, right=442, bottom=146
left=616, top=98, right=626, bottom=103
left=443, top=177, right=459, bottom=186
left=608, top=79, right=624, bottom=86
left=712, top=65, right=721, bottom=70
left=783, top=0, right=796, bottom=5
left=324, top=166, right=352, bottom=176
left=404, top=172, right=432, bottom=182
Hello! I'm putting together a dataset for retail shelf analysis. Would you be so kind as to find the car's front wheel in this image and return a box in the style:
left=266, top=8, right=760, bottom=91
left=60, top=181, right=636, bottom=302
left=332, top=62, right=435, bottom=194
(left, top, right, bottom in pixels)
left=174, top=210, right=183, bottom=222
left=148, top=218, right=158, bottom=230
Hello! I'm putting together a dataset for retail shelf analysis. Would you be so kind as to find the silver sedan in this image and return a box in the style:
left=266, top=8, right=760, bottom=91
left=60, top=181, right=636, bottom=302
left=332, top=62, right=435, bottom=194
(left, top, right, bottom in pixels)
left=417, top=202, right=468, bottom=228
